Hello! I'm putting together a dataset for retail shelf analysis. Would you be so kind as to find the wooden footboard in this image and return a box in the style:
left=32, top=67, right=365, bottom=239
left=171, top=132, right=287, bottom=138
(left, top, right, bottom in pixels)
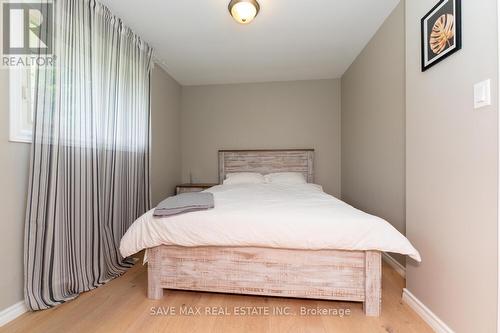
left=147, top=246, right=381, bottom=316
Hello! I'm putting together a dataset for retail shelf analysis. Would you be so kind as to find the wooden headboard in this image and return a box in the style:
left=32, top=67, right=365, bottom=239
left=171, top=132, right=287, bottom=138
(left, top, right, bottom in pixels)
left=218, top=149, right=314, bottom=184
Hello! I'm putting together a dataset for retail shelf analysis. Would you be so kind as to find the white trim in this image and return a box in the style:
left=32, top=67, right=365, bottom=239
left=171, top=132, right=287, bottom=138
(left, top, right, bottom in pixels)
left=9, top=67, right=33, bottom=144
left=402, top=289, right=455, bottom=333
left=0, top=301, right=28, bottom=327
left=153, top=56, right=171, bottom=76
left=382, top=252, right=406, bottom=278
left=497, top=0, right=500, bottom=330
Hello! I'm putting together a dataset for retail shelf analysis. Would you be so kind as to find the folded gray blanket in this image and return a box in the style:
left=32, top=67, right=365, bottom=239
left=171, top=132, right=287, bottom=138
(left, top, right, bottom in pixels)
left=153, top=192, right=214, bottom=217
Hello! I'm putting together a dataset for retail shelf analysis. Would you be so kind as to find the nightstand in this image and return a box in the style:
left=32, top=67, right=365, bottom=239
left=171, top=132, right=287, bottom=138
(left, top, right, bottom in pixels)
left=175, top=183, right=218, bottom=195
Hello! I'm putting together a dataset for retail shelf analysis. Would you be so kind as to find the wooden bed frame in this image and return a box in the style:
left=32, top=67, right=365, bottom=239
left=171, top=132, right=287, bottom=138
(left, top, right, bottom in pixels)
left=147, top=149, right=382, bottom=316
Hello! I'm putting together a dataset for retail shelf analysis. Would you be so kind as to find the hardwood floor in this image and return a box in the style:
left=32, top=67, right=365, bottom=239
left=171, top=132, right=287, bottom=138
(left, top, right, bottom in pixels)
left=1, top=258, right=432, bottom=333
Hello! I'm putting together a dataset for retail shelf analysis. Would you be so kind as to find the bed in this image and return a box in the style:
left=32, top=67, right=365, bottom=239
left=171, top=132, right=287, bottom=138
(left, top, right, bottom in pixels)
left=120, top=149, right=420, bottom=317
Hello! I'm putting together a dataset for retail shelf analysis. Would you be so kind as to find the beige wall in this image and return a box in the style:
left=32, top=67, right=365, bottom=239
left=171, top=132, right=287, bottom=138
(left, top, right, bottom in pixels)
left=180, top=79, right=342, bottom=196
left=341, top=2, right=406, bottom=265
left=406, top=0, right=498, bottom=332
left=0, top=69, right=31, bottom=310
left=0, top=65, right=182, bottom=311
left=150, top=66, right=182, bottom=205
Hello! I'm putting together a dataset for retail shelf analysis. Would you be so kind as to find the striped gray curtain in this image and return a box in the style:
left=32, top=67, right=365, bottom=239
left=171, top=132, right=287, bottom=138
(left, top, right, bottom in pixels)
left=24, top=0, right=153, bottom=310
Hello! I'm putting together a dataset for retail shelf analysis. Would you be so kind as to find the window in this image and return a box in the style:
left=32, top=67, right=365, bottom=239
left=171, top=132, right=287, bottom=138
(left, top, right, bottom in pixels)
left=10, top=67, right=36, bottom=143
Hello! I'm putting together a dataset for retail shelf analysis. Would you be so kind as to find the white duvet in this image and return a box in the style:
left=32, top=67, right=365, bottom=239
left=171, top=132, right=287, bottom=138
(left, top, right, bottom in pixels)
left=120, top=183, right=421, bottom=261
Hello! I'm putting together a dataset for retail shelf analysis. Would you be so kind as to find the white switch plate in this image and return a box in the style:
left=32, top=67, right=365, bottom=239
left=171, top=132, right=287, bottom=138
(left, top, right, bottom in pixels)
left=474, top=79, right=491, bottom=109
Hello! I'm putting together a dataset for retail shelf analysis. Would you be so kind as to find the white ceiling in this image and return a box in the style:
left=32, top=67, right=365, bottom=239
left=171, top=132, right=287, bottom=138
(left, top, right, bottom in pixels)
left=100, top=0, right=400, bottom=86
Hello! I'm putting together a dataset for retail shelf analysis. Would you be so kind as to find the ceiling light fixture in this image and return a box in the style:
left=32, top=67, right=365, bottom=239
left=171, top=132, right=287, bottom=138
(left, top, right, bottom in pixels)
left=228, top=0, right=260, bottom=24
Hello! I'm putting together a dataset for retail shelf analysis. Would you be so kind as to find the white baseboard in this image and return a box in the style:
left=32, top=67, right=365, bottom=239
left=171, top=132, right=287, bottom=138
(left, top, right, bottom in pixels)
left=0, top=301, right=28, bottom=327
left=402, top=288, right=455, bottom=333
left=382, top=252, right=406, bottom=278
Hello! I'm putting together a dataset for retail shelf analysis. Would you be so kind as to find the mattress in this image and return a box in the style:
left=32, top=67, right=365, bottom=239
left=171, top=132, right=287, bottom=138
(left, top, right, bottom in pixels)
left=120, top=183, right=421, bottom=261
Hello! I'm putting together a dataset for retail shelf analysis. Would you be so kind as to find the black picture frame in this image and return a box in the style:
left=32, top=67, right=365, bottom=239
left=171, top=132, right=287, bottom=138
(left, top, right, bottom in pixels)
left=421, top=0, right=462, bottom=72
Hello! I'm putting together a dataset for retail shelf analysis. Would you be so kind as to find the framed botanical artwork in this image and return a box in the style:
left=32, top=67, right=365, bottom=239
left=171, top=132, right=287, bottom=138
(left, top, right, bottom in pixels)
left=421, top=0, right=462, bottom=71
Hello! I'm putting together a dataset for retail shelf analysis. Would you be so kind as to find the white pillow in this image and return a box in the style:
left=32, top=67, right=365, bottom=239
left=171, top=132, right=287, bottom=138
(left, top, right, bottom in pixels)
left=223, top=172, right=265, bottom=185
left=264, top=172, right=307, bottom=185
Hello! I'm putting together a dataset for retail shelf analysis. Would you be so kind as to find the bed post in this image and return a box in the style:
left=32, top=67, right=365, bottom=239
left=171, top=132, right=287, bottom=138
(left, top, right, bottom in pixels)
left=218, top=151, right=225, bottom=184
left=363, top=251, right=381, bottom=316
left=147, top=246, right=164, bottom=300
